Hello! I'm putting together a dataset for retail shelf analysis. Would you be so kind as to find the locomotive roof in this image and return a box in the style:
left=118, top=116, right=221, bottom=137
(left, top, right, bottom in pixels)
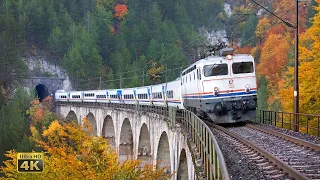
left=197, top=54, right=253, bottom=63
left=183, top=54, right=254, bottom=73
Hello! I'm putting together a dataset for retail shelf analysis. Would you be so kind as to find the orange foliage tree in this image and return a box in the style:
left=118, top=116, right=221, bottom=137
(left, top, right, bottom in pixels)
left=276, top=0, right=320, bottom=135
left=26, top=96, right=56, bottom=128
left=236, top=46, right=252, bottom=54
left=253, top=0, right=313, bottom=111
left=257, top=33, right=290, bottom=85
left=0, top=118, right=172, bottom=179
left=279, top=0, right=320, bottom=115
left=114, top=4, right=128, bottom=20
left=1, top=94, right=172, bottom=179
left=110, top=25, right=116, bottom=35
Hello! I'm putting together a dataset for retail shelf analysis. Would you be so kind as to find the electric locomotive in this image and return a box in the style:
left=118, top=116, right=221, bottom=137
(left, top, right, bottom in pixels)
left=181, top=48, right=257, bottom=123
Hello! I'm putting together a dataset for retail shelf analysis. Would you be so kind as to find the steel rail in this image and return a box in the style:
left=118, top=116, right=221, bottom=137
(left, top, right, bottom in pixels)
left=246, top=124, right=320, bottom=151
left=209, top=123, right=310, bottom=180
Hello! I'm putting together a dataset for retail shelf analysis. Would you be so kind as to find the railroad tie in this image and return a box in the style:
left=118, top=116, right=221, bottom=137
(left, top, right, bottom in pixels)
left=269, top=173, right=285, bottom=179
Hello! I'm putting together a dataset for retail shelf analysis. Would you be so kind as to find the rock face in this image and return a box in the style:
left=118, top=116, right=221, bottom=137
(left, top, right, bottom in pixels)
left=224, top=3, right=232, bottom=18
left=22, top=51, right=72, bottom=100
left=202, top=29, right=229, bottom=46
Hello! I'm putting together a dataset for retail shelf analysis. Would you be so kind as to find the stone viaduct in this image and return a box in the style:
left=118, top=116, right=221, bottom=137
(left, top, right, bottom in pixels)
left=56, top=103, right=197, bottom=180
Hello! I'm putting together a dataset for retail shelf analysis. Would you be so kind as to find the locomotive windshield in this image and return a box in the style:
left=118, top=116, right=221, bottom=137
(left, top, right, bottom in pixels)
left=204, top=64, right=228, bottom=77
left=232, top=62, right=254, bottom=74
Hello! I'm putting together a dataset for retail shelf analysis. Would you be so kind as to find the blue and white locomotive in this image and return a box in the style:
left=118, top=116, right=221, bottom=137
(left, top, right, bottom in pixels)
left=55, top=48, right=257, bottom=123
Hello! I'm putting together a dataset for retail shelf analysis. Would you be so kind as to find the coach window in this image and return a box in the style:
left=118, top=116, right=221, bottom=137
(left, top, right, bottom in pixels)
left=204, top=64, right=228, bottom=77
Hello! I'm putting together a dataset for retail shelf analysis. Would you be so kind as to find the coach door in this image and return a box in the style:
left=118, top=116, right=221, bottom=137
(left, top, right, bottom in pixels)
left=162, top=84, right=167, bottom=105
left=182, top=73, right=187, bottom=106
left=147, top=88, right=152, bottom=105
left=133, top=89, right=138, bottom=104
left=117, top=90, right=122, bottom=102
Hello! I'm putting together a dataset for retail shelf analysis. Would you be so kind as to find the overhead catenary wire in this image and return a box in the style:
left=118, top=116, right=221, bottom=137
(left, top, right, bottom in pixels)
left=75, top=15, right=221, bottom=84
left=74, top=63, right=190, bottom=84
left=75, top=64, right=190, bottom=87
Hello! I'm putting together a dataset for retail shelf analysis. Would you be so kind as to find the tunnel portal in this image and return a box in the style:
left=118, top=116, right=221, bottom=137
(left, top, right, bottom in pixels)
left=35, top=84, right=49, bottom=102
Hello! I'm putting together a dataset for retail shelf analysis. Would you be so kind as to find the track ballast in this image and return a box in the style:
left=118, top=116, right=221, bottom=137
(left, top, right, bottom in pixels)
left=207, top=122, right=320, bottom=180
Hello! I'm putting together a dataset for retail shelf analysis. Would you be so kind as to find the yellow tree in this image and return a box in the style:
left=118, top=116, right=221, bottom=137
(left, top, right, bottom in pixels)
left=255, top=17, right=272, bottom=39
left=147, top=61, right=164, bottom=85
left=278, top=0, right=320, bottom=134
left=280, top=0, right=320, bottom=114
left=1, top=96, right=172, bottom=179
left=0, top=119, right=172, bottom=179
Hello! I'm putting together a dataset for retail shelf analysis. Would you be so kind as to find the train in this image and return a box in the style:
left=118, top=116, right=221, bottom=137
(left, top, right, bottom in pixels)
left=55, top=48, right=257, bottom=123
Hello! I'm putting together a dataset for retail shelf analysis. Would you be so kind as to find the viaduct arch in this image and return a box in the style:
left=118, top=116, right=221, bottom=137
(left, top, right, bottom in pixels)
left=56, top=104, right=196, bottom=180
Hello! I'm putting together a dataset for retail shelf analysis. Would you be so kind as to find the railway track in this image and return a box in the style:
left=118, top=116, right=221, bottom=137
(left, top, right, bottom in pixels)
left=207, top=122, right=320, bottom=180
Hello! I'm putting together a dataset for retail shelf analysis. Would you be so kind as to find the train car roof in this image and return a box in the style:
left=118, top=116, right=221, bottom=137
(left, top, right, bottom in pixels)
left=82, top=90, right=99, bottom=92
left=56, top=90, right=66, bottom=93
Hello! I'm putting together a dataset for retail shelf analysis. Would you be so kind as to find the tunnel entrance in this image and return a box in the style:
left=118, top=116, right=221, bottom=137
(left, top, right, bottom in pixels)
left=35, top=84, right=49, bottom=102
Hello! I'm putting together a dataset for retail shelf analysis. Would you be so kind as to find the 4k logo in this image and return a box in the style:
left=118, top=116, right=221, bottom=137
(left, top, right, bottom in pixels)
left=17, top=153, right=44, bottom=173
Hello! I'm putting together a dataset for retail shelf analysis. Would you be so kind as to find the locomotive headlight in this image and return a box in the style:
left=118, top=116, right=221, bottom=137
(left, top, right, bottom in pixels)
left=214, top=87, right=219, bottom=96
left=226, top=55, right=233, bottom=60
left=245, top=84, right=250, bottom=93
